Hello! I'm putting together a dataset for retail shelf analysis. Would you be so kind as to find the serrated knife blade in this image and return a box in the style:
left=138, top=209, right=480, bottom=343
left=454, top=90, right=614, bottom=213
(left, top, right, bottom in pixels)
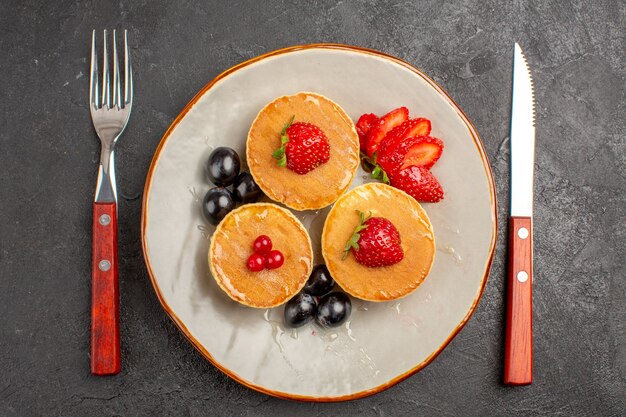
left=510, top=43, right=536, bottom=217
left=504, top=42, right=535, bottom=386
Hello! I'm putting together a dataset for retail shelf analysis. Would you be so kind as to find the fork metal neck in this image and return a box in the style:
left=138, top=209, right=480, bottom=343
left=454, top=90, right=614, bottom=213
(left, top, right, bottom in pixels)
left=95, top=143, right=117, bottom=203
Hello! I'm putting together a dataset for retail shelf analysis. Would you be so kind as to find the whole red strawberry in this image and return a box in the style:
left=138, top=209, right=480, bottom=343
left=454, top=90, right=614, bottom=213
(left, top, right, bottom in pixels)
left=389, top=165, right=444, bottom=203
left=343, top=211, right=404, bottom=267
left=273, top=116, right=330, bottom=175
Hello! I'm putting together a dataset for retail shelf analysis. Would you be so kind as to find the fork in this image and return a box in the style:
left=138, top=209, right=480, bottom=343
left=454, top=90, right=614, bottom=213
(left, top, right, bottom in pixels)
left=89, top=29, right=133, bottom=375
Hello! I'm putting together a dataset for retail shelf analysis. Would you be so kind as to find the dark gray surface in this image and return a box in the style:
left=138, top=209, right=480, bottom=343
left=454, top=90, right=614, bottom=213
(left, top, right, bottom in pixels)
left=1, top=0, right=624, bottom=415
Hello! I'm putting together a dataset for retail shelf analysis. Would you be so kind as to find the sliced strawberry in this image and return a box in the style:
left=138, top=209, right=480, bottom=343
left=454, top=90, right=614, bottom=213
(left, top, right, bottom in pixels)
left=364, top=107, right=409, bottom=157
left=401, top=136, right=443, bottom=169
left=355, top=113, right=379, bottom=151
left=380, top=135, right=443, bottom=171
left=377, top=117, right=431, bottom=160
left=389, top=165, right=444, bottom=203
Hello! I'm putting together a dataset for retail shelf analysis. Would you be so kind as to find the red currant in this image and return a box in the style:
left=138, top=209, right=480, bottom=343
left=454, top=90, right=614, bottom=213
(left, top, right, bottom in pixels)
left=247, top=253, right=266, bottom=272
left=266, top=250, right=284, bottom=269
left=253, top=235, right=272, bottom=255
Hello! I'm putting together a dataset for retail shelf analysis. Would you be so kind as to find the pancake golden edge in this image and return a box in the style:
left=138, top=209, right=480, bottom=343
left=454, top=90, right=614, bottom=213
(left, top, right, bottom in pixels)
left=246, top=92, right=360, bottom=211
left=321, top=183, right=436, bottom=302
left=209, top=203, right=313, bottom=308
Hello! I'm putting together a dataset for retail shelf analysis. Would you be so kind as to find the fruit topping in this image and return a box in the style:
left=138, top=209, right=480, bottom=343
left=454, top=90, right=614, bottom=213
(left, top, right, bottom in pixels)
left=376, top=118, right=432, bottom=161
left=206, top=147, right=241, bottom=186
left=399, top=136, right=444, bottom=170
left=246, top=236, right=284, bottom=271
left=246, top=253, right=266, bottom=272
left=265, top=250, right=285, bottom=269
left=284, top=293, right=317, bottom=328
left=303, top=265, right=335, bottom=296
left=252, top=235, right=272, bottom=255
left=355, top=113, right=379, bottom=150
left=360, top=152, right=390, bottom=184
left=364, top=107, right=409, bottom=157
left=356, top=107, right=445, bottom=203
left=202, top=187, right=236, bottom=225
left=315, top=292, right=352, bottom=328
left=389, top=165, right=444, bottom=203
left=273, top=116, right=330, bottom=175
left=343, top=211, right=404, bottom=267
left=380, top=135, right=443, bottom=172
left=233, top=172, right=262, bottom=203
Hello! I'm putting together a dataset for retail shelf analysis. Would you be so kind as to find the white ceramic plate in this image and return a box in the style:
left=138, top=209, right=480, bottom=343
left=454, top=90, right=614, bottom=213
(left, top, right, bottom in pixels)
left=142, top=45, right=496, bottom=401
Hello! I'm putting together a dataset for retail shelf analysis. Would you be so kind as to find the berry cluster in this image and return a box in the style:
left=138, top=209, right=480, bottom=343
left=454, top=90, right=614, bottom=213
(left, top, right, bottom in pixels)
left=246, top=235, right=284, bottom=272
left=284, top=265, right=352, bottom=328
left=202, top=147, right=263, bottom=225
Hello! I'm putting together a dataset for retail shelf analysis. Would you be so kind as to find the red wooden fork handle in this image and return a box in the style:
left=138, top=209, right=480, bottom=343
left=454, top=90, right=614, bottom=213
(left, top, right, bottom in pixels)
left=504, top=216, right=533, bottom=385
left=91, top=202, right=121, bottom=375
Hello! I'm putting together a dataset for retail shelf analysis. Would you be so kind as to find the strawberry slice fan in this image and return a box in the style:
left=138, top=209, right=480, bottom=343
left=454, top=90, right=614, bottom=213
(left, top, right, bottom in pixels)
left=356, top=107, right=445, bottom=203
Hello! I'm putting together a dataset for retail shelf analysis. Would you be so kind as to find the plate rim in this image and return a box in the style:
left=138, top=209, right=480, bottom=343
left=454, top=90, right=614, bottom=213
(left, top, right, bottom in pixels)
left=141, top=43, right=498, bottom=402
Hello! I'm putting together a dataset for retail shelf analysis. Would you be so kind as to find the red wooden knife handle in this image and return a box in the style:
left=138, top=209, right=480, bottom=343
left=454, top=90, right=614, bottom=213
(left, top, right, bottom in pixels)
left=504, top=216, right=533, bottom=385
left=91, top=202, right=121, bottom=375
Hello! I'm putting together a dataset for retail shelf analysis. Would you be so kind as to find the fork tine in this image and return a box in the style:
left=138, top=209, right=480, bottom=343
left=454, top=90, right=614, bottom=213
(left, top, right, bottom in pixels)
left=102, top=30, right=110, bottom=109
left=89, top=30, right=99, bottom=110
left=124, top=30, right=133, bottom=106
left=112, top=30, right=121, bottom=108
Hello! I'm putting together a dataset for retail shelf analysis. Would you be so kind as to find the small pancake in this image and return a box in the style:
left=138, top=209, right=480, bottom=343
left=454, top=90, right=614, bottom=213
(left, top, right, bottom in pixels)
left=322, top=183, right=435, bottom=302
left=246, top=92, right=360, bottom=211
left=209, top=203, right=313, bottom=308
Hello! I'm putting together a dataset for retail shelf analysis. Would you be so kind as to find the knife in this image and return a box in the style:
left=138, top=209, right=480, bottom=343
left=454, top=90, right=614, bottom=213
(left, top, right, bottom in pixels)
left=504, top=42, right=535, bottom=385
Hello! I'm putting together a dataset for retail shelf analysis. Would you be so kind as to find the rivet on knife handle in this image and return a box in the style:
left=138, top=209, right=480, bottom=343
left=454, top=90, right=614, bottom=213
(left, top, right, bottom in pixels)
left=504, top=216, right=533, bottom=385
